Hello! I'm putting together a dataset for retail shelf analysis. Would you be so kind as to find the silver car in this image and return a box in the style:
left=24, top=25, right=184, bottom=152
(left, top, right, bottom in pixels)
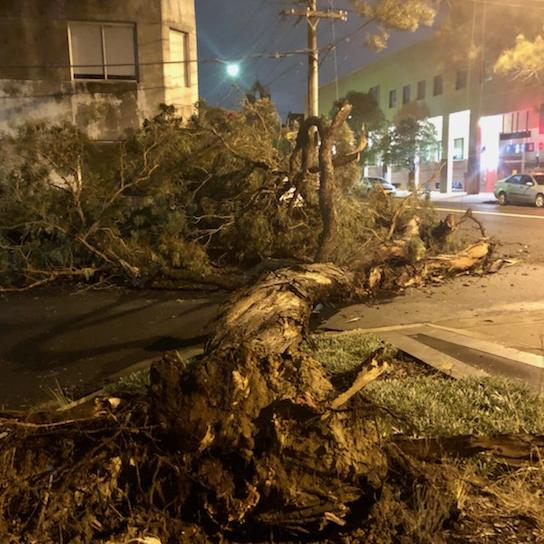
left=494, top=173, right=544, bottom=207
left=359, top=176, right=397, bottom=197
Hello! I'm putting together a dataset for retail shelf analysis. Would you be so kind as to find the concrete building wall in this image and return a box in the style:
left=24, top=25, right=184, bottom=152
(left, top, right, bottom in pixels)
left=161, top=0, right=199, bottom=121
left=0, top=0, right=198, bottom=139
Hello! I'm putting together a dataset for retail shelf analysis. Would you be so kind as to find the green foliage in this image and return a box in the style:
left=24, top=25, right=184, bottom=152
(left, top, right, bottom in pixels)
left=350, top=0, right=542, bottom=70
left=0, top=95, right=453, bottom=289
left=0, top=100, right=367, bottom=288
left=331, top=90, right=386, bottom=135
left=439, top=2, right=543, bottom=68
left=371, top=117, right=439, bottom=182
left=495, top=34, right=544, bottom=82
left=350, top=0, right=438, bottom=50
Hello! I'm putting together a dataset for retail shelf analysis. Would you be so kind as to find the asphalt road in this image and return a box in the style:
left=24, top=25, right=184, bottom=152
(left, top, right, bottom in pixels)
left=0, top=288, right=222, bottom=409
left=432, top=198, right=544, bottom=262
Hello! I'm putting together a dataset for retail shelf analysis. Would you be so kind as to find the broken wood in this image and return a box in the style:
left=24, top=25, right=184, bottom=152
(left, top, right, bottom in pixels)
left=393, top=433, right=544, bottom=463
left=329, top=350, right=389, bottom=410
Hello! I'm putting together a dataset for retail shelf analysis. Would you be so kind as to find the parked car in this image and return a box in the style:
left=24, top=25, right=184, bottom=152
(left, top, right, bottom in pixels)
left=358, top=176, right=397, bottom=197
left=494, top=173, right=544, bottom=207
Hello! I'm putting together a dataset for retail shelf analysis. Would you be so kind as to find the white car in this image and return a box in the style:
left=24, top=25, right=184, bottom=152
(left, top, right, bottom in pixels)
left=494, top=173, right=544, bottom=207
left=359, top=176, right=397, bottom=197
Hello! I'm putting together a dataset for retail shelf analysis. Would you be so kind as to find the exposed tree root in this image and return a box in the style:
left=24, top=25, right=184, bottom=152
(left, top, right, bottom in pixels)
left=150, top=263, right=387, bottom=533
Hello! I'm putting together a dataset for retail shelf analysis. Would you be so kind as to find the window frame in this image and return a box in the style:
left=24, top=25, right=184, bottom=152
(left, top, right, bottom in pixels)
left=417, top=80, right=426, bottom=101
left=402, top=84, right=411, bottom=104
left=433, top=74, right=443, bottom=96
left=388, top=89, right=397, bottom=109
left=168, top=28, right=190, bottom=88
left=68, top=21, right=138, bottom=82
left=452, top=137, right=465, bottom=161
left=455, top=69, right=468, bottom=90
left=369, top=85, right=380, bottom=105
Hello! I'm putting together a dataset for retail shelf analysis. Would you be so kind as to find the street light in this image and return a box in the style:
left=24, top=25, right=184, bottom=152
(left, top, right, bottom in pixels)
left=226, top=63, right=240, bottom=78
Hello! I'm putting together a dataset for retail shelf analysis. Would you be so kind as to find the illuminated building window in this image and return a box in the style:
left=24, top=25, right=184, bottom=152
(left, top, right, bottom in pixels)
left=453, top=137, right=464, bottom=160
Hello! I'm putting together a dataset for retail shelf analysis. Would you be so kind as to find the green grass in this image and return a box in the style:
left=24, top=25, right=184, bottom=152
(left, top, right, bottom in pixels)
left=311, top=331, right=544, bottom=437
left=309, top=331, right=397, bottom=375
left=102, top=368, right=150, bottom=396
left=366, top=375, right=544, bottom=437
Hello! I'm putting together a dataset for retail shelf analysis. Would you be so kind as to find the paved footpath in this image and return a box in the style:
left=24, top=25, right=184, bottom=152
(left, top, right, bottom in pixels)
left=319, top=262, right=544, bottom=390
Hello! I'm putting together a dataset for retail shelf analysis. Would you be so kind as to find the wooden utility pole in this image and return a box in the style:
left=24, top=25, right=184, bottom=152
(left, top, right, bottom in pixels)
left=281, top=2, right=347, bottom=117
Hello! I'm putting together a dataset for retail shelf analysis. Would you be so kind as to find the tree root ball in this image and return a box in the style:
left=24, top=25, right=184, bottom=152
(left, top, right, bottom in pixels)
left=149, top=264, right=386, bottom=533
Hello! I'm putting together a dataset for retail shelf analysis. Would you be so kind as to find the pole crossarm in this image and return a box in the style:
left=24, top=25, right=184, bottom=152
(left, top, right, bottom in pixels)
left=280, top=8, right=348, bottom=21
left=281, top=1, right=348, bottom=118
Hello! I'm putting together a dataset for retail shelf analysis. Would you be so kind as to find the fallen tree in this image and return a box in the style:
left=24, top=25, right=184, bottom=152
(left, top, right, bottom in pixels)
left=1, top=100, right=526, bottom=543
left=0, top=245, right=511, bottom=543
left=150, top=263, right=385, bottom=532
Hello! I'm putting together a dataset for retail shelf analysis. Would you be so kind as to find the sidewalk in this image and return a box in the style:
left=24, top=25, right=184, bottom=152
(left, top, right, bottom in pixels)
left=396, top=190, right=496, bottom=205
left=319, top=262, right=544, bottom=390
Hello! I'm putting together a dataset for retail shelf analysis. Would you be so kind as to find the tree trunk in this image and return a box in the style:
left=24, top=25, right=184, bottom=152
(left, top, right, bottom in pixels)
left=408, top=161, right=416, bottom=192
left=315, top=106, right=351, bottom=262
left=150, top=263, right=388, bottom=532
left=288, top=104, right=361, bottom=263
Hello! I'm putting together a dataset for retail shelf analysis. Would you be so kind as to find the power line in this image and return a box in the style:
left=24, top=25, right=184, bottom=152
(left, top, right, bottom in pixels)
left=254, top=21, right=301, bottom=85
left=263, top=60, right=304, bottom=88
left=0, top=46, right=316, bottom=72
left=464, top=0, right=544, bottom=8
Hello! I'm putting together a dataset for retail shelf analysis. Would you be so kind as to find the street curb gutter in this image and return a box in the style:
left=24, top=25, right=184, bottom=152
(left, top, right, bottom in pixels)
left=426, top=324, right=544, bottom=369
left=377, top=332, right=490, bottom=380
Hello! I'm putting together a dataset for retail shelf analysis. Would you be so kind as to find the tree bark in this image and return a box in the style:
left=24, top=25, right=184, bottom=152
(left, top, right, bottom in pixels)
left=315, top=104, right=352, bottom=262
left=150, top=263, right=387, bottom=532
left=392, top=433, right=544, bottom=463
left=288, top=103, right=365, bottom=263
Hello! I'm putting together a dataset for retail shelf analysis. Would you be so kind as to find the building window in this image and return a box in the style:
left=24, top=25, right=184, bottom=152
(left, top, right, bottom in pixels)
left=369, top=85, right=380, bottom=105
left=169, top=29, right=190, bottom=88
left=433, top=75, right=443, bottom=96
left=69, top=22, right=137, bottom=80
left=417, top=80, right=426, bottom=100
left=389, top=89, right=397, bottom=109
left=453, top=137, right=464, bottom=160
left=402, top=84, right=411, bottom=104
left=456, top=69, right=468, bottom=90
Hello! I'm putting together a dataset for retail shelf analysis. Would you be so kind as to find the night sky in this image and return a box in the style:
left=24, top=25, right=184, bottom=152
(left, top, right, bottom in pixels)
left=195, top=0, right=433, bottom=119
